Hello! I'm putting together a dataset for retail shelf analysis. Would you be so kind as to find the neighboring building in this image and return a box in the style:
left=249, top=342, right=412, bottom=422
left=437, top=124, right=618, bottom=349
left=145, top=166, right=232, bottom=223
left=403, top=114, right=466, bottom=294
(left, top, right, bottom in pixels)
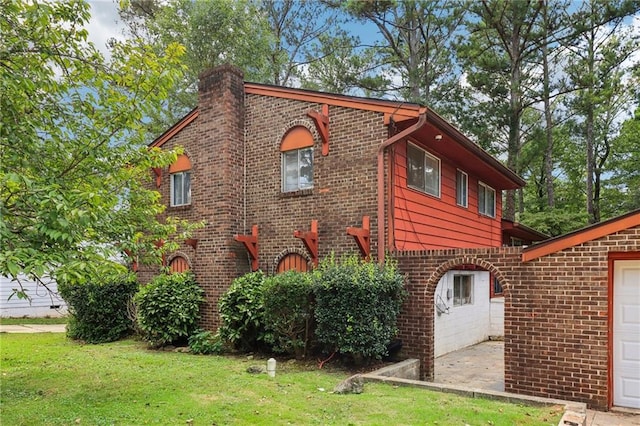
left=0, top=275, right=67, bottom=318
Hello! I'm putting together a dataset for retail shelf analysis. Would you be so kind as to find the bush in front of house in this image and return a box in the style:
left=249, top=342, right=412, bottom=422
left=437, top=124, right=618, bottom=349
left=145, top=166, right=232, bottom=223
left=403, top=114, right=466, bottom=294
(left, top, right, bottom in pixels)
left=59, top=272, right=139, bottom=344
left=218, top=271, right=269, bottom=352
left=188, top=329, right=224, bottom=355
left=135, top=272, right=204, bottom=347
left=262, top=270, right=314, bottom=358
left=313, top=254, right=406, bottom=363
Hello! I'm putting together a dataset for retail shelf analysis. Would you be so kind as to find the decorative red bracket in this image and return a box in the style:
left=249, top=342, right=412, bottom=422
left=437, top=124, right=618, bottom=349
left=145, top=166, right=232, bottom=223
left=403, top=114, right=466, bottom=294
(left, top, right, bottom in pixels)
left=123, top=249, right=139, bottom=272
left=307, top=104, right=329, bottom=156
left=152, top=167, right=162, bottom=187
left=234, top=225, right=259, bottom=271
left=185, top=238, right=198, bottom=250
left=294, top=220, right=319, bottom=266
left=346, top=216, right=370, bottom=259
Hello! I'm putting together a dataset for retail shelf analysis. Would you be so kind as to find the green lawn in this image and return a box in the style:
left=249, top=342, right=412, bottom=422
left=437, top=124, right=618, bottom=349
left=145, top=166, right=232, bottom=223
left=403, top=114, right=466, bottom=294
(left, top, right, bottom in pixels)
left=0, top=333, right=563, bottom=425
left=1, top=316, right=68, bottom=325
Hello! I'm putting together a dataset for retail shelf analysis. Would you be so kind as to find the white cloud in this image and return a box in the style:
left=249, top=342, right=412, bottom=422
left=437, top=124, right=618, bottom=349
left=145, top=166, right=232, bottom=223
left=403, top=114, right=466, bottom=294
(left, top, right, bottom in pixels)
left=85, top=0, right=127, bottom=58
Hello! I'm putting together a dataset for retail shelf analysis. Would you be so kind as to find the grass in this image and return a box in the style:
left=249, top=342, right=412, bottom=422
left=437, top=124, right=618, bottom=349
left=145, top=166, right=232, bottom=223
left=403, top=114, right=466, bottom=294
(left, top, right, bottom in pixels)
left=0, top=333, right=563, bottom=426
left=1, top=316, right=68, bottom=325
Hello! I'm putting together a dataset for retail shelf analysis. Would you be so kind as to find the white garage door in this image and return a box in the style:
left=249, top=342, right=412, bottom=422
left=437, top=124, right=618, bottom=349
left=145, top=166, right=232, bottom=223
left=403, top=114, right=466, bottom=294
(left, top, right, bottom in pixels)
left=614, top=260, right=640, bottom=409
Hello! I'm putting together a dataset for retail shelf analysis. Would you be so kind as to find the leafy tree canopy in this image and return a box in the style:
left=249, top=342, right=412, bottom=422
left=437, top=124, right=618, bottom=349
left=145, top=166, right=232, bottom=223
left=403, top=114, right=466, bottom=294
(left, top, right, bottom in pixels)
left=0, top=0, right=198, bottom=296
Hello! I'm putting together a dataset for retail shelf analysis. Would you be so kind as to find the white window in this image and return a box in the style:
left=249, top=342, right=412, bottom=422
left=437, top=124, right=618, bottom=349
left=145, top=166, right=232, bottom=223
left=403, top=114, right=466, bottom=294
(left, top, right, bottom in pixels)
left=453, top=275, right=473, bottom=306
left=456, top=170, right=468, bottom=207
left=407, top=143, right=440, bottom=197
left=170, top=171, right=191, bottom=206
left=282, top=147, right=313, bottom=192
left=478, top=182, right=496, bottom=217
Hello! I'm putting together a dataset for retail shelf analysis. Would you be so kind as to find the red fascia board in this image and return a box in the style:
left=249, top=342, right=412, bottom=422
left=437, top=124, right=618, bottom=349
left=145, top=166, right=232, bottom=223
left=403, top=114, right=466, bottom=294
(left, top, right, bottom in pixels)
left=149, top=108, right=199, bottom=148
left=426, top=111, right=525, bottom=189
left=522, top=209, right=640, bottom=262
left=245, top=83, right=423, bottom=120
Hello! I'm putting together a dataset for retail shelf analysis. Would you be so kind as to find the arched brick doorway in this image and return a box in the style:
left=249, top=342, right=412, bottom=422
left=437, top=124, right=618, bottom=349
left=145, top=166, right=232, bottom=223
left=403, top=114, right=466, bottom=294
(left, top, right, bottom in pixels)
left=427, top=259, right=508, bottom=391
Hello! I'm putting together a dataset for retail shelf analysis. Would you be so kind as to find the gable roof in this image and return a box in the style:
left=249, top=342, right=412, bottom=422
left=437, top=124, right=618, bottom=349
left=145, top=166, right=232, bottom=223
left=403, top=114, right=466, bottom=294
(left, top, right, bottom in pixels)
left=149, top=108, right=198, bottom=148
left=522, top=208, right=640, bottom=262
left=149, top=82, right=524, bottom=188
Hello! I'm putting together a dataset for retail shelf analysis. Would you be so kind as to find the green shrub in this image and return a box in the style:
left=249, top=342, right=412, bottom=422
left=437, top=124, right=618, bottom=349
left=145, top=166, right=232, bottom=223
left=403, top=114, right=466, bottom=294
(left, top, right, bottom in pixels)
left=218, top=271, right=269, bottom=352
left=263, top=270, right=314, bottom=358
left=135, top=272, right=204, bottom=347
left=59, top=272, right=139, bottom=344
left=188, top=330, right=223, bottom=355
left=313, top=255, right=406, bottom=362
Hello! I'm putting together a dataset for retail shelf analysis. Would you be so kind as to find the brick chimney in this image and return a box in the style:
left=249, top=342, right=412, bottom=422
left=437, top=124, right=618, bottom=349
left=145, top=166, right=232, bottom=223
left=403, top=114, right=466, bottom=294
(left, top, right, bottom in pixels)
left=195, top=64, right=248, bottom=329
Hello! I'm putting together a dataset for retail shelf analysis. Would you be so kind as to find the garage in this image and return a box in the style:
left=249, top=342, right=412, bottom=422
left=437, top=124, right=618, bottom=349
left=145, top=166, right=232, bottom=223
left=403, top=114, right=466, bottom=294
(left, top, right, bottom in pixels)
left=613, top=259, right=640, bottom=409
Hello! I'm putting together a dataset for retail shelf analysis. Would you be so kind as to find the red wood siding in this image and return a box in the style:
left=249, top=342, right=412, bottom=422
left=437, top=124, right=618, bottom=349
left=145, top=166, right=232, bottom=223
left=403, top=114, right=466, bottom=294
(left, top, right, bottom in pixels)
left=392, top=141, right=503, bottom=250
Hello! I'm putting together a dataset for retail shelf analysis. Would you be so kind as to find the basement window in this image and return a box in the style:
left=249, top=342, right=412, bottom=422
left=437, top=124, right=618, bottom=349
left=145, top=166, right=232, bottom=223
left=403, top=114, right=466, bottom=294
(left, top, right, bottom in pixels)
left=453, top=275, right=473, bottom=306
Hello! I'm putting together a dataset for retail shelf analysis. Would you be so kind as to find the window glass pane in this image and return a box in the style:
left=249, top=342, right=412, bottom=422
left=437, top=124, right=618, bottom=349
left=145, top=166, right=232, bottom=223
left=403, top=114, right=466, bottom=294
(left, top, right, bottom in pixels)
left=283, top=151, right=298, bottom=192
left=456, top=171, right=467, bottom=207
left=424, top=154, right=439, bottom=196
left=453, top=275, right=473, bottom=306
left=184, top=172, right=191, bottom=204
left=407, top=144, right=425, bottom=190
left=487, top=188, right=495, bottom=217
left=298, top=148, right=313, bottom=189
left=173, top=173, right=183, bottom=205
left=478, top=184, right=486, bottom=214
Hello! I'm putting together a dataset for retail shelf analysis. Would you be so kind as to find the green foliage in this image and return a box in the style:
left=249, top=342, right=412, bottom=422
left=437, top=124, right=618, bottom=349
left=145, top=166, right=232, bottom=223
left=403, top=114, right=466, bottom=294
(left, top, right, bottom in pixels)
left=312, top=255, right=406, bottom=362
left=0, top=0, right=198, bottom=299
left=59, top=270, right=139, bottom=343
left=263, top=270, right=314, bottom=358
left=218, top=271, right=269, bottom=352
left=188, top=330, right=223, bottom=355
left=135, top=272, right=204, bottom=347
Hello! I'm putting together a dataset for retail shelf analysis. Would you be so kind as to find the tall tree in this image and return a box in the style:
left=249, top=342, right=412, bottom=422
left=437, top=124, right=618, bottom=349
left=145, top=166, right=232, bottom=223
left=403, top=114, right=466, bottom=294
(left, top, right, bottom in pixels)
left=342, top=0, right=466, bottom=116
left=563, top=0, right=639, bottom=223
left=119, top=0, right=272, bottom=137
left=458, top=0, right=545, bottom=221
left=1, top=0, right=197, bottom=296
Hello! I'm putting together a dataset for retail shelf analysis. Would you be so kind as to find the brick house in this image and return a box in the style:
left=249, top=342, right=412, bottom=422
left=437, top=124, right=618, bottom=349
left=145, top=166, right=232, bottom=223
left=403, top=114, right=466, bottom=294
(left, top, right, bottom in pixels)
left=140, top=65, right=640, bottom=410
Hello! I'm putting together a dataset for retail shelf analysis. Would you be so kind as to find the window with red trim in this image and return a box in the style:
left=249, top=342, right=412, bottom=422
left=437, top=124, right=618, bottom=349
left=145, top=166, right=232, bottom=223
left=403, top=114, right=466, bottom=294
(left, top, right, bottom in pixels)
left=281, top=127, right=314, bottom=192
left=169, top=154, right=192, bottom=206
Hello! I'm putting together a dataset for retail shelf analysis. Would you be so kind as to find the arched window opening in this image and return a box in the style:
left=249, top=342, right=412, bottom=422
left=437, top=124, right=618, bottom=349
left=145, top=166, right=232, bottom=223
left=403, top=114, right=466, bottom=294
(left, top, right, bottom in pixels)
left=280, top=126, right=314, bottom=192
left=169, top=154, right=192, bottom=206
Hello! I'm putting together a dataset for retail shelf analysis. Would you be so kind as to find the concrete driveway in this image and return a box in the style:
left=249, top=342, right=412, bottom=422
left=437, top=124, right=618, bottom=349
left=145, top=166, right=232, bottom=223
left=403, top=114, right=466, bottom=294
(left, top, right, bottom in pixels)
left=434, top=341, right=640, bottom=426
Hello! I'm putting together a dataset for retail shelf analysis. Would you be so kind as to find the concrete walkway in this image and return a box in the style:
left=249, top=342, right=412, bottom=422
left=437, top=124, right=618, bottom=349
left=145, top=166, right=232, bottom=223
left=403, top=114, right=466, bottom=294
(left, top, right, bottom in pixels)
left=434, top=341, right=640, bottom=426
left=0, top=323, right=66, bottom=333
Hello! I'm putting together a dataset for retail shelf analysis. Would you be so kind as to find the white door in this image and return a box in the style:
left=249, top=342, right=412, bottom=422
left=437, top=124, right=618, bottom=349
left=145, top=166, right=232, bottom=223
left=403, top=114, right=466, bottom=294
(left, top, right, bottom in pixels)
left=613, top=260, right=640, bottom=408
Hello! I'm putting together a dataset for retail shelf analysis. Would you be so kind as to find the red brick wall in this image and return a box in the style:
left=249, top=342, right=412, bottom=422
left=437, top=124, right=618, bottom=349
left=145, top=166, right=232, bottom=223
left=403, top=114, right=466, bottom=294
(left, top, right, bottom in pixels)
left=243, top=95, right=386, bottom=272
left=395, top=225, right=640, bottom=410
